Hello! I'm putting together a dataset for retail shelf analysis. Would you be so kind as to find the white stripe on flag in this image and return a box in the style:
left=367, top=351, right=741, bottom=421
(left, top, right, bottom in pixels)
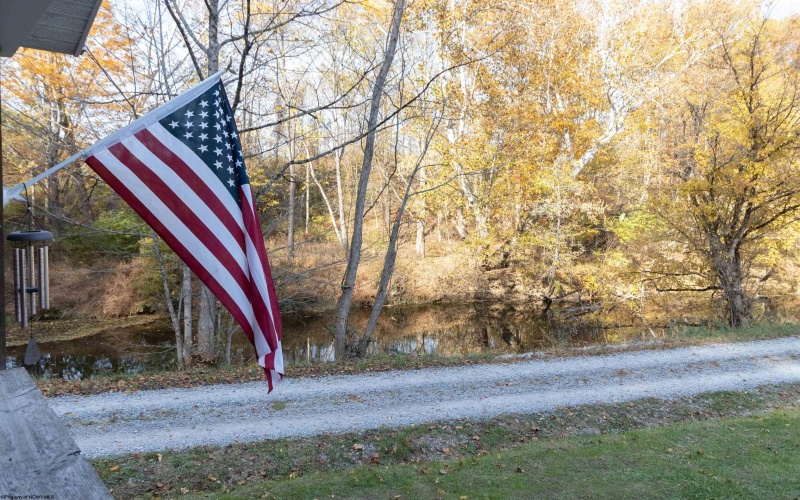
left=91, top=149, right=259, bottom=327
left=272, top=349, right=284, bottom=374
left=121, top=135, right=249, bottom=276
left=253, top=323, right=271, bottom=368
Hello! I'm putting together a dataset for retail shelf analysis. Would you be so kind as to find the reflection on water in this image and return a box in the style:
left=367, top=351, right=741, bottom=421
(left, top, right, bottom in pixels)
left=6, top=319, right=177, bottom=380
left=6, top=303, right=651, bottom=380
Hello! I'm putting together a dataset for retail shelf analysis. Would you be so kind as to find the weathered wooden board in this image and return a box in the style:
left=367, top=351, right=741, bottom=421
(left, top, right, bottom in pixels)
left=0, top=368, right=111, bottom=498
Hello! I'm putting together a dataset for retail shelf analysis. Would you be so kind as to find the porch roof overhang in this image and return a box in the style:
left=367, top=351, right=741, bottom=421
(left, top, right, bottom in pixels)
left=0, top=0, right=103, bottom=58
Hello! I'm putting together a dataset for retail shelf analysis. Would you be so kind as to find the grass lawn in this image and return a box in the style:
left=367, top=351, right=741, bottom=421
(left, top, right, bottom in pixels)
left=208, top=409, right=800, bottom=499
left=96, top=386, right=800, bottom=499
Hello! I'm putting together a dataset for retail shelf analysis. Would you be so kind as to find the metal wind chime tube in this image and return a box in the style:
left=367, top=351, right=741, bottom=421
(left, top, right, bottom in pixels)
left=19, top=247, right=27, bottom=329
left=27, top=242, right=36, bottom=317
left=12, top=247, right=21, bottom=323
left=39, top=245, right=49, bottom=310
left=16, top=247, right=28, bottom=327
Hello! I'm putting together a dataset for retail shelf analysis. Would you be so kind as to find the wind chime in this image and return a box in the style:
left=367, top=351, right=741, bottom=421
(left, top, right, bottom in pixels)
left=7, top=204, right=52, bottom=366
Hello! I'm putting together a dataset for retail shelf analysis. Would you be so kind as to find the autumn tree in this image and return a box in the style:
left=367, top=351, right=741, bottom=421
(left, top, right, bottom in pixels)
left=652, top=4, right=800, bottom=327
left=428, top=0, right=701, bottom=304
left=1, top=2, right=136, bottom=227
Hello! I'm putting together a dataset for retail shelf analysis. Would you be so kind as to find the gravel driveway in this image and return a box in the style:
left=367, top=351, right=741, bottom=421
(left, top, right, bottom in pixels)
left=49, top=336, right=800, bottom=458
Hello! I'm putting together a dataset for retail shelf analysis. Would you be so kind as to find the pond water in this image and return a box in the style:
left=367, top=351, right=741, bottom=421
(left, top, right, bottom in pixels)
left=5, top=303, right=656, bottom=380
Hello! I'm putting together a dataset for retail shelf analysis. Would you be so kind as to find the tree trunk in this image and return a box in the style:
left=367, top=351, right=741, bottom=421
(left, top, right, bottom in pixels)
left=305, top=164, right=310, bottom=235
left=288, top=162, right=296, bottom=256
left=197, top=284, right=217, bottom=360
left=69, top=170, right=93, bottom=223
left=182, top=264, right=193, bottom=362
left=45, top=176, right=62, bottom=230
left=444, top=62, right=489, bottom=240
left=356, top=159, right=417, bottom=357
left=710, top=240, right=751, bottom=328
left=415, top=165, right=426, bottom=258
left=454, top=208, right=468, bottom=239
left=152, top=233, right=184, bottom=368
left=415, top=220, right=425, bottom=258
left=333, top=0, right=405, bottom=360
left=308, top=160, right=343, bottom=244
left=334, top=147, right=348, bottom=250
left=193, top=0, right=220, bottom=364
left=349, top=80, right=439, bottom=358
left=223, top=310, right=239, bottom=364
left=207, top=0, right=219, bottom=75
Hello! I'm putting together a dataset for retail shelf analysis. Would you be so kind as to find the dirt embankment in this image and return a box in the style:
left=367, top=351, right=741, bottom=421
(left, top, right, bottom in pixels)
left=273, top=239, right=545, bottom=313
left=4, top=257, right=166, bottom=346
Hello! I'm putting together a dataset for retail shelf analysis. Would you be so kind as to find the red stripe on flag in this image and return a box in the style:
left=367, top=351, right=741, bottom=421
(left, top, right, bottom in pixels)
left=239, top=201, right=278, bottom=361
left=240, top=188, right=282, bottom=352
left=244, top=187, right=283, bottom=342
left=264, top=367, right=274, bottom=392
left=134, top=128, right=247, bottom=250
left=107, top=142, right=252, bottom=296
left=86, top=154, right=258, bottom=347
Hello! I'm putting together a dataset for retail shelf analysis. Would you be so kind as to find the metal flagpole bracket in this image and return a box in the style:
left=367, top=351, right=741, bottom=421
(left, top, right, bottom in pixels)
left=4, top=184, right=25, bottom=206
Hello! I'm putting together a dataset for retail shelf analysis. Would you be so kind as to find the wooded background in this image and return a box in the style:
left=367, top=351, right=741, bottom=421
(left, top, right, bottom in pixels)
left=2, top=0, right=799, bottom=362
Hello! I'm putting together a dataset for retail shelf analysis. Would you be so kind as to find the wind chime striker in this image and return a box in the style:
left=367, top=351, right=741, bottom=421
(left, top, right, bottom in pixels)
left=7, top=206, right=53, bottom=365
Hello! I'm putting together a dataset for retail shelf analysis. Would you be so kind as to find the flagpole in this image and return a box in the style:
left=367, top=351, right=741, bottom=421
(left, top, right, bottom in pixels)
left=2, top=70, right=227, bottom=207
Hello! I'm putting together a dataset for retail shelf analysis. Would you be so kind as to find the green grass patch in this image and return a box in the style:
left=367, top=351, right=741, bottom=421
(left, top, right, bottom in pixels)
left=205, top=409, right=800, bottom=499
left=94, top=383, right=800, bottom=498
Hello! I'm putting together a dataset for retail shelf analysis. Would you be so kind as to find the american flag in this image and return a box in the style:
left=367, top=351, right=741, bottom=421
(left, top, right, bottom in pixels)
left=83, top=73, right=283, bottom=390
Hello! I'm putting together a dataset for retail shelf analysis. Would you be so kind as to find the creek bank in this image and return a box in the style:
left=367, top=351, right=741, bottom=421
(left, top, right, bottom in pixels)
left=31, top=320, right=800, bottom=397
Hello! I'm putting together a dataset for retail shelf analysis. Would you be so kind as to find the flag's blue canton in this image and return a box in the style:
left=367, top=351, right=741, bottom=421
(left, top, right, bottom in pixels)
left=158, top=82, right=249, bottom=203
